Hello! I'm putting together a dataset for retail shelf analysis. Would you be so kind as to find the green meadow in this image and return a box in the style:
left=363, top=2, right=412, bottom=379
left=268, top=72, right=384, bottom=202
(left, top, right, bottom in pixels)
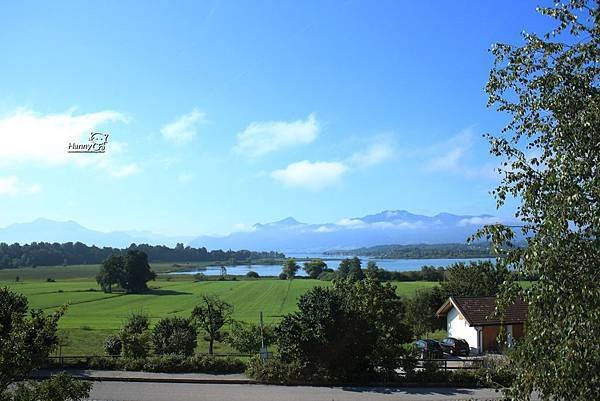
left=1, top=264, right=439, bottom=355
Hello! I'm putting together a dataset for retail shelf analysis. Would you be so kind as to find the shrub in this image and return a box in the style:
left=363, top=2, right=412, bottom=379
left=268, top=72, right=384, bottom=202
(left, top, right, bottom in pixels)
left=246, top=271, right=259, bottom=278
left=152, top=316, right=197, bottom=356
left=317, top=271, right=336, bottom=281
left=120, top=313, right=151, bottom=359
left=46, top=278, right=55, bottom=282
left=193, top=273, right=205, bottom=282
left=120, top=355, right=245, bottom=374
left=119, top=357, right=146, bottom=371
left=246, top=356, right=310, bottom=385
left=225, top=320, right=275, bottom=354
left=278, top=273, right=287, bottom=280
left=44, top=355, right=246, bottom=374
left=88, top=356, right=119, bottom=370
left=187, top=355, right=246, bottom=374
left=143, top=355, right=187, bottom=372
left=276, top=278, right=412, bottom=382
left=104, top=334, right=122, bottom=356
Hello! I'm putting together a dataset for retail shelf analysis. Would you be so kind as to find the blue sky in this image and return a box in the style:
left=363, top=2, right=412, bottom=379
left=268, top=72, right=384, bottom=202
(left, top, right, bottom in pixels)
left=0, top=1, right=551, bottom=236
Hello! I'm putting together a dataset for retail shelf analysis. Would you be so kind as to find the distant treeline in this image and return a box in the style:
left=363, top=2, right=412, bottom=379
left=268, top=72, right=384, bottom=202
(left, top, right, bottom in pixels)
left=0, top=242, right=285, bottom=269
left=325, top=243, right=494, bottom=259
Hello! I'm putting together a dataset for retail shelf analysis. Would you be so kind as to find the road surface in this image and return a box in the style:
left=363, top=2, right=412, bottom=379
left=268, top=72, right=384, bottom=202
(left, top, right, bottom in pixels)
left=87, top=381, right=506, bottom=401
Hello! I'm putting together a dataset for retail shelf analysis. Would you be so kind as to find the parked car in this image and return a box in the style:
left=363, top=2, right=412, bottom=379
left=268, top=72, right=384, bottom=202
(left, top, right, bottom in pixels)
left=413, top=339, right=443, bottom=359
left=440, top=337, right=470, bottom=356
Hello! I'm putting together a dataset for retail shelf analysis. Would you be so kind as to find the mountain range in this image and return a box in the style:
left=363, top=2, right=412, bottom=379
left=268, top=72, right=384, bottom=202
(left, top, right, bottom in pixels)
left=0, top=218, right=194, bottom=248
left=188, top=210, right=502, bottom=252
left=0, top=210, right=503, bottom=251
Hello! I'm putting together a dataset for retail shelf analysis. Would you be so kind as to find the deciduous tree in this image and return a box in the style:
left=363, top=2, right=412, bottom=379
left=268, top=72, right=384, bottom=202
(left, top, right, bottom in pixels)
left=281, top=258, right=299, bottom=279
left=96, top=254, right=124, bottom=293
left=477, top=2, right=600, bottom=399
left=192, top=295, right=233, bottom=355
left=152, top=317, right=197, bottom=356
left=0, top=287, right=91, bottom=401
left=303, top=259, right=327, bottom=279
left=440, top=261, right=509, bottom=297
left=276, top=276, right=412, bottom=381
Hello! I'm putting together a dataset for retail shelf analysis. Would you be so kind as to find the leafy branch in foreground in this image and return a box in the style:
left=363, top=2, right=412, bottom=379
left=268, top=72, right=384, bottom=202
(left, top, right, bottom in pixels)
left=0, top=287, right=91, bottom=401
left=474, top=1, right=600, bottom=400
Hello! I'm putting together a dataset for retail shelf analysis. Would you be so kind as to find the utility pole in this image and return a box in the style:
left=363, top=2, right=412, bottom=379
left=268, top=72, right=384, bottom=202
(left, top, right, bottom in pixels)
left=259, top=311, right=269, bottom=359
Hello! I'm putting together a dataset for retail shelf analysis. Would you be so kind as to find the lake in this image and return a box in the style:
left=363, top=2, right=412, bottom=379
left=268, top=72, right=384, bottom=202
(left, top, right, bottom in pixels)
left=169, top=253, right=493, bottom=277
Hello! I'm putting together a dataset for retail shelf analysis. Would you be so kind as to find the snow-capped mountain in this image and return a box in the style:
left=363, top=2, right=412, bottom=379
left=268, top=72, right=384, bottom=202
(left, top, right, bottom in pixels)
left=188, top=210, right=502, bottom=252
left=0, top=210, right=504, bottom=251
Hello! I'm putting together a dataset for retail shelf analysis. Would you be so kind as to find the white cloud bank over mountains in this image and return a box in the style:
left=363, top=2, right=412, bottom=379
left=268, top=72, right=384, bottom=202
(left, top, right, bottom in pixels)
left=0, top=210, right=510, bottom=251
left=190, top=210, right=510, bottom=252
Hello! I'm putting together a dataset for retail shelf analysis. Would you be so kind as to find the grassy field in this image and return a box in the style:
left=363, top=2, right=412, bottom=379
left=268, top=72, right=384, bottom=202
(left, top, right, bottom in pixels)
left=1, top=264, right=439, bottom=355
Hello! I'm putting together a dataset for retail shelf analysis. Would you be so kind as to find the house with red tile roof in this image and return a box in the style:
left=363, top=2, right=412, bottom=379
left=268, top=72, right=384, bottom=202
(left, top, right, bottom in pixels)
left=436, top=296, right=528, bottom=354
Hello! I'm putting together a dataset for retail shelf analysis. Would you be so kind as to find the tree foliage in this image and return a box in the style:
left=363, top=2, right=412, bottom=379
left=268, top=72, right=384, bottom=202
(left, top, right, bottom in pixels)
left=337, top=257, right=364, bottom=281
left=404, top=287, right=446, bottom=338
left=276, top=276, right=412, bottom=381
left=302, top=259, right=327, bottom=279
left=96, top=254, right=123, bottom=292
left=103, top=334, right=122, bottom=356
left=119, top=312, right=151, bottom=359
left=121, top=250, right=156, bottom=293
left=225, top=320, right=275, bottom=354
left=440, top=261, right=510, bottom=297
left=152, top=317, right=197, bottom=356
left=96, top=250, right=156, bottom=293
left=192, top=295, right=233, bottom=355
left=0, top=287, right=91, bottom=401
left=477, top=2, right=600, bottom=399
left=281, top=258, right=300, bottom=279
left=0, top=241, right=283, bottom=269
left=11, top=372, right=91, bottom=401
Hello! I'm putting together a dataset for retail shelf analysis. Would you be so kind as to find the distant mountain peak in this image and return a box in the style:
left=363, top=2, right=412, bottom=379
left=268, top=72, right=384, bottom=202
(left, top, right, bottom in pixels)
left=189, top=209, right=507, bottom=252
left=253, top=217, right=304, bottom=229
left=275, top=217, right=302, bottom=225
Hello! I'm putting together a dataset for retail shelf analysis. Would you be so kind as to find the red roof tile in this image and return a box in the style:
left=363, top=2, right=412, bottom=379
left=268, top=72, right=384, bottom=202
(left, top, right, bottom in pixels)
left=439, top=296, right=528, bottom=326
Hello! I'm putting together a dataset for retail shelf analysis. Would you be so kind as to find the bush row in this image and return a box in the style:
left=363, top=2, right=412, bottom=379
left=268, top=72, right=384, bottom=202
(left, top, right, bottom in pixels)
left=246, top=356, right=516, bottom=387
left=47, top=355, right=246, bottom=374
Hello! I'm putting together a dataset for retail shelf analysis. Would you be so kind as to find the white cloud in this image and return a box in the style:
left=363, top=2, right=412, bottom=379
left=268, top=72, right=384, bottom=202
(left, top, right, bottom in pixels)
left=0, top=108, right=126, bottom=165
left=234, top=114, right=319, bottom=157
left=314, top=225, right=336, bottom=233
left=0, top=176, right=40, bottom=196
left=232, top=223, right=256, bottom=233
left=333, top=217, right=424, bottom=230
left=457, top=216, right=501, bottom=226
left=348, top=141, right=395, bottom=168
left=271, top=160, right=347, bottom=191
left=337, top=218, right=367, bottom=228
left=161, top=109, right=206, bottom=144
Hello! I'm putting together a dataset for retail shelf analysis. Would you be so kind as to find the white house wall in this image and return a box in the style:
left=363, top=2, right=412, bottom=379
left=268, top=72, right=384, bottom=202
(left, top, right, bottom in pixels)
left=447, top=307, right=478, bottom=351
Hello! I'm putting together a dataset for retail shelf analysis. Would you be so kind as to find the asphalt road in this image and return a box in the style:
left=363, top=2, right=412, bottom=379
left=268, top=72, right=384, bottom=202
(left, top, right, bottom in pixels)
left=87, top=381, right=506, bottom=401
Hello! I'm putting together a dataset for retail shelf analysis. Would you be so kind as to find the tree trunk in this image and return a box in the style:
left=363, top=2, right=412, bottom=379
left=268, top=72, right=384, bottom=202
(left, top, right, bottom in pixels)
left=209, top=339, right=214, bottom=355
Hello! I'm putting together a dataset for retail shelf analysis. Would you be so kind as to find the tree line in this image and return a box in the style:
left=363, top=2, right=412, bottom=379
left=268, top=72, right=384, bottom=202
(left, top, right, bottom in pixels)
left=325, top=242, right=495, bottom=259
left=0, top=241, right=284, bottom=269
